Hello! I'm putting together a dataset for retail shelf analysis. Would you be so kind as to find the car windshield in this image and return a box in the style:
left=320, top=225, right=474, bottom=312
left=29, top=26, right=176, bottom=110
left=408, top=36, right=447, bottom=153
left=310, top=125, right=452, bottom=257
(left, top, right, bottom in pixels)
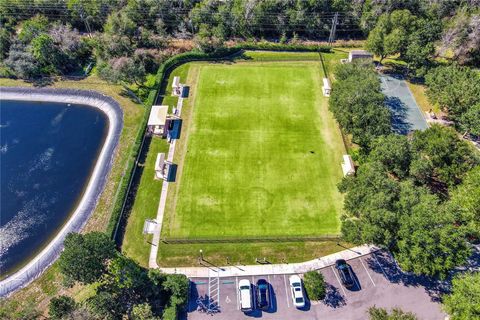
left=292, top=282, right=301, bottom=287
left=295, top=297, right=304, bottom=303
left=258, top=284, right=267, bottom=290
left=240, top=285, right=250, bottom=290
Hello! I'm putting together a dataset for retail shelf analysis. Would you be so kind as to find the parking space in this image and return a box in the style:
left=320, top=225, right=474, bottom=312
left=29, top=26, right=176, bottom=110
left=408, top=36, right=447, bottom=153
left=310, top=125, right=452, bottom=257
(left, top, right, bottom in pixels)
left=185, top=251, right=446, bottom=320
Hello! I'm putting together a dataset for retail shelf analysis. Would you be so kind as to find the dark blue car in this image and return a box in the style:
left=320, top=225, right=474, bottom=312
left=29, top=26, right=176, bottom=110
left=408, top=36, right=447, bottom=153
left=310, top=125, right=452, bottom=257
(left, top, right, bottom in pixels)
left=335, top=259, right=355, bottom=289
left=256, top=279, right=270, bottom=310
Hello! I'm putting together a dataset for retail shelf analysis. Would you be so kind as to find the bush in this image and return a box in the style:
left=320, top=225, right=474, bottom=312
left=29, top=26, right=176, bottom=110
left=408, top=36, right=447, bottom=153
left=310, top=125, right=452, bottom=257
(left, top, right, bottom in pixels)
left=48, top=295, right=77, bottom=319
left=235, top=41, right=331, bottom=53
left=303, top=271, right=326, bottom=301
left=161, top=304, right=178, bottom=320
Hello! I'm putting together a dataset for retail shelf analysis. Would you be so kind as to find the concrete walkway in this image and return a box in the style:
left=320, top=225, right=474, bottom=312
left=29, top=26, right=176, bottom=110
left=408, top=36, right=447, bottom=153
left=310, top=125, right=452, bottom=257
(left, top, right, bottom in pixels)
left=158, top=244, right=380, bottom=278
left=149, top=96, right=184, bottom=269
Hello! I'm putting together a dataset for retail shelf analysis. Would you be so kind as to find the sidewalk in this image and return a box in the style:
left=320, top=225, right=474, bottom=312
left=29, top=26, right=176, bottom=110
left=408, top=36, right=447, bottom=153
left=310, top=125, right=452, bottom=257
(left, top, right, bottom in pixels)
left=149, top=95, right=184, bottom=269
left=156, top=244, right=380, bottom=278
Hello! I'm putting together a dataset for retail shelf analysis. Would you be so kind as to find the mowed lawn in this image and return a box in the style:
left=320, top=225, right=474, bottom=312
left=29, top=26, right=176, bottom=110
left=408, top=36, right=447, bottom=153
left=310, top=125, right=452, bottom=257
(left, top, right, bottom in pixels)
left=166, top=61, right=345, bottom=238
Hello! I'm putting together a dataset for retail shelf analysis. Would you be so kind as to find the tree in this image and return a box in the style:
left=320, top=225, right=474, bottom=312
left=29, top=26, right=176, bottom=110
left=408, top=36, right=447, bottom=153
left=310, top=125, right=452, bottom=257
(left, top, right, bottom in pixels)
left=366, top=23, right=387, bottom=62
left=58, top=232, right=117, bottom=284
left=194, top=23, right=224, bottom=53
left=443, top=272, right=480, bottom=320
left=104, top=11, right=137, bottom=43
left=30, top=33, right=65, bottom=74
left=131, top=303, right=159, bottom=320
left=4, top=42, right=41, bottom=78
left=86, top=290, right=124, bottom=320
left=440, top=10, right=480, bottom=66
left=425, top=65, right=480, bottom=121
left=460, top=103, right=480, bottom=136
left=368, top=134, right=411, bottom=179
left=163, top=274, right=189, bottom=307
left=365, top=10, right=418, bottom=62
left=396, top=195, right=471, bottom=279
left=329, top=64, right=391, bottom=148
left=339, top=162, right=402, bottom=247
left=48, top=295, right=77, bottom=319
left=303, top=271, right=326, bottom=301
left=410, top=125, right=480, bottom=193
left=404, top=17, right=442, bottom=76
left=98, top=56, right=146, bottom=86
left=0, top=28, right=12, bottom=60
left=18, top=14, right=49, bottom=43
left=450, top=166, right=480, bottom=237
left=368, top=306, right=418, bottom=320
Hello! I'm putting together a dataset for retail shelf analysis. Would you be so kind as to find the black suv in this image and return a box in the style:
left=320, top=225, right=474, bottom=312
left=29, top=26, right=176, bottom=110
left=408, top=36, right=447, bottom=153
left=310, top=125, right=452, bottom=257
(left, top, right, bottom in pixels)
left=335, top=259, right=355, bottom=289
left=256, top=279, right=270, bottom=310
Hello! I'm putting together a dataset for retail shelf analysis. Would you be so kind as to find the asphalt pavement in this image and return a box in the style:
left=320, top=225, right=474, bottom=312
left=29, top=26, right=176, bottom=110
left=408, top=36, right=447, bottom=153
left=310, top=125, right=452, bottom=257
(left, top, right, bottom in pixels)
left=184, top=250, right=447, bottom=320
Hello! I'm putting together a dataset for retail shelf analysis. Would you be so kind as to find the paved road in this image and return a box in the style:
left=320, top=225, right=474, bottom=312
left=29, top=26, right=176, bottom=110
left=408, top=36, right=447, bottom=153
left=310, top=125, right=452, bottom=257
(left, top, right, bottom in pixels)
left=184, top=251, right=446, bottom=320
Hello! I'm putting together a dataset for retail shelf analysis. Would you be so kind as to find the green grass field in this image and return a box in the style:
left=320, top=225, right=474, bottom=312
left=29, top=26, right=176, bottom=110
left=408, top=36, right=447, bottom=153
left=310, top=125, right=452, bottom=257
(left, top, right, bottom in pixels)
left=164, top=57, right=346, bottom=239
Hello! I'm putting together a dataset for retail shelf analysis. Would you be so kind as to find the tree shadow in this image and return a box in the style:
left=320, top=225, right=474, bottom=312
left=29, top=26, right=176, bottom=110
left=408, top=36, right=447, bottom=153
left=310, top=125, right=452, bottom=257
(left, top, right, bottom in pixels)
left=385, top=96, right=412, bottom=135
left=366, top=250, right=450, bottom=303
left=187, top=281, right=200, bottom=312
left=323, top=283, right=346, bottom=308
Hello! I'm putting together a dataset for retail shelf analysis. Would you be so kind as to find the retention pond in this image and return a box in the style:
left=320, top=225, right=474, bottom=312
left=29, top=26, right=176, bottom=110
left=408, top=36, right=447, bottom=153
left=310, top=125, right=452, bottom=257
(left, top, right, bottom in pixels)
left=0, top=87, right=122, bottom=296
left=0, top=100, right=107, bottom=275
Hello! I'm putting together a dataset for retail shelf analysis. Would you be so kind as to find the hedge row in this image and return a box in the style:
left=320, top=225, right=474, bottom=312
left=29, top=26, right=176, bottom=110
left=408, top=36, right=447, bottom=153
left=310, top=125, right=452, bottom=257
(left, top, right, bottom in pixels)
left=107, top=42, right=332, bottom=240
left=235, top=41, right=332, bottom=52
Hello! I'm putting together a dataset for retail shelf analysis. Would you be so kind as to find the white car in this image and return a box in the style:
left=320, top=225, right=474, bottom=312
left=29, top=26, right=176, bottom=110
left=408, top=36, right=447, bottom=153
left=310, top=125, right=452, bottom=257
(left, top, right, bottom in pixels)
left=238, top=279, right=253, bottom=312
left=289, top=275, right=305, bottom=308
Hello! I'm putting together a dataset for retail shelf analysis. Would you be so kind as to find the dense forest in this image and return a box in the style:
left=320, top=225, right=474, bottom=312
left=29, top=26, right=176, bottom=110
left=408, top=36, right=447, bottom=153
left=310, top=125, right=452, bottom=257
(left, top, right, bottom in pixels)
left=1, top=0, right=479, bottom=83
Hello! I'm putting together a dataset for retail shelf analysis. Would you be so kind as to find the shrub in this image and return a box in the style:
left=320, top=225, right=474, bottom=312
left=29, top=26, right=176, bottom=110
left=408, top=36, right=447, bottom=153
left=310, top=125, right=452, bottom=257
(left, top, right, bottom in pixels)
left=303, top=271, right=326, bottom=301
left=48, top=295, right=77, bottom=319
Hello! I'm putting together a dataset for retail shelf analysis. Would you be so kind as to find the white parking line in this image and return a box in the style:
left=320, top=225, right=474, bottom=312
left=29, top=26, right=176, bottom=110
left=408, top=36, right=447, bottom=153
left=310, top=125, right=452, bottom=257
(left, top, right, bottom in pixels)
left=283, top=274, right=290, bottom=308
left=331, top=266, right=347, bottom=296
left=360, top=258, right=376, bottom=287
left=235, top=276, right=239, bottom=310
left=372, top=253, right=389, bottom=280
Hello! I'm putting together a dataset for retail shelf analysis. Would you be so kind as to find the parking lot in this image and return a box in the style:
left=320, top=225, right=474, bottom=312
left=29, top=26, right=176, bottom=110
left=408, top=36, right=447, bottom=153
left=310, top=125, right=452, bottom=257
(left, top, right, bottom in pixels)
left=184, top=250, right=447, bottom=320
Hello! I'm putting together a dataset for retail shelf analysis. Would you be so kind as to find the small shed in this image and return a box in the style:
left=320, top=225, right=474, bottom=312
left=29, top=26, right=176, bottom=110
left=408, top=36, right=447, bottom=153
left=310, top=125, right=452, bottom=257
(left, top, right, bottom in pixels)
left=147, top=105, right=168, bottom=136
left=348, top=50, right=373, bottom=62
left=341, top=154, right=356, bottom=177
left=154, top=152, right=169, bottom=180
left=172, top=76, right=182, bottom=96
left=322, top=78, right=332, bottom=97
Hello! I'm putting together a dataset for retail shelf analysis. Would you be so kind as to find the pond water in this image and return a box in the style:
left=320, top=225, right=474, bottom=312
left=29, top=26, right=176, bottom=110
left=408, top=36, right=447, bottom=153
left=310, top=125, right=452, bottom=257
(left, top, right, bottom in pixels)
left=0, top=100, right=108, bottom=276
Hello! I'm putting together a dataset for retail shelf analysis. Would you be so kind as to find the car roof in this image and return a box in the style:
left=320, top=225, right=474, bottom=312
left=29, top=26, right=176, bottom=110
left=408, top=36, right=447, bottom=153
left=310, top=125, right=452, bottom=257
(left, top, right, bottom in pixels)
left=239, top=279, right=251, bottom=287
left=293, top=287, right=303, bottom=298
left=289, top=275, right=301, bottom=284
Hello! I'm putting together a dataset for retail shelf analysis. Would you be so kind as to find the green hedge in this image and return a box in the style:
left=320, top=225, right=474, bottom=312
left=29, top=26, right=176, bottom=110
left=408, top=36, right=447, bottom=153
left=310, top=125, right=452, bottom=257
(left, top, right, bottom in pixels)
left=161, top=304, right=178, bottom=320
left=235, top=41, right=332, bottom=53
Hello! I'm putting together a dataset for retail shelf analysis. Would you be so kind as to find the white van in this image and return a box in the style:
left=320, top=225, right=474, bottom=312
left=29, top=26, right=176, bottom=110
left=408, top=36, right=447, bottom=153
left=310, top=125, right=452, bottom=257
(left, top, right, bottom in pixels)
left=238, top=279, right=252, bottom=312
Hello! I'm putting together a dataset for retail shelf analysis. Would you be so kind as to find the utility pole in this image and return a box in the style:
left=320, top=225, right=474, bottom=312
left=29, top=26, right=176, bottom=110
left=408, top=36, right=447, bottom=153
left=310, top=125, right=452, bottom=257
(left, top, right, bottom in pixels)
left=328, top=12, right=339, bottom=46
left=78, top=5, right=92, bottom=37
